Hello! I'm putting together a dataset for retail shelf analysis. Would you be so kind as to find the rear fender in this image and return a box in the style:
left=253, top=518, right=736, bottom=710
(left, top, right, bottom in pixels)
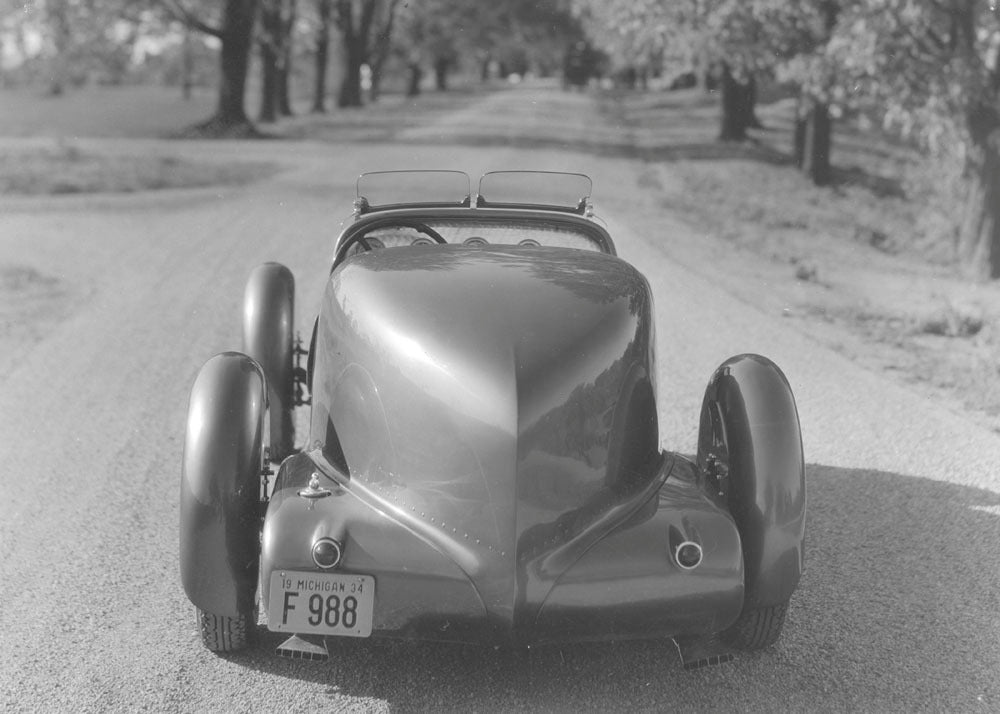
left=243, top=262, right=295, bottom=460
left=180, top=352, right=266, bottom=618
left=697, top=354, right=805, bottom=609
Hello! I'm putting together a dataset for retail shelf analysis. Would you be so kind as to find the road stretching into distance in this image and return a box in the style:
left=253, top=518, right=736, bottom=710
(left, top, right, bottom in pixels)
left=1, top=85, right=999, bottom=713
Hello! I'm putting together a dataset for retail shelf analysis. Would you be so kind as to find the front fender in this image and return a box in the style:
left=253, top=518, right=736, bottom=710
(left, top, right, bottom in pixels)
left=698, top=354, right=805, bottom=610
left=180, top=352, right=265, bottom=618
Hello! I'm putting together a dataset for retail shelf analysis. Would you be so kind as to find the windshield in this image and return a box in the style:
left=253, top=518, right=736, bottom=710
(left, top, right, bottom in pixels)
left=477, top=171, right=592, bottom=212
left=356, top=171, right=471, bottom=209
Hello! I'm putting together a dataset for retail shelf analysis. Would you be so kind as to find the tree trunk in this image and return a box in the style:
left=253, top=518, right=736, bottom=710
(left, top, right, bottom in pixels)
left=703, top=60, right=718, bottom=92
left=214, top=0, right=258, bottom=128
left=335, top=0, right=376, bottom=108
left=338, top=39, right=365, bottom=106
left=747, top=73, right=762, bottom=128
left=793, top=98, right=807, bottom=168
left=801, top=100, right=832, bottom=186
left=407, top=62, right=422, bottom=96
left=46, top=0, right=71, bottom=95
left=277, top=0, right=295, bottom=116
left=258, top=4, right=280, bottom=123
left=258, top=48, right=278, bottom=122
left=433, top=57, right=449, bottom=91
left=368, top=0, right=400, bottom=103
left=276, top=62, right=292, bottom=116
left=959, top=118, right=1000, bottom=279
left=718, top=62, right=752, bottom=141
left=794, top=0, right=838, bottom=179
left=182, top=27, right=193, bottom=99
left=260, top=0, right=293, bottom=122
left=312, top=0, right=330, bottom=113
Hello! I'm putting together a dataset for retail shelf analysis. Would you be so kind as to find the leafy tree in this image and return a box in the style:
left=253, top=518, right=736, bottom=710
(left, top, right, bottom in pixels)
left=258, top=0, right=295, bottom=122
left=717, top=0, right=843, bottom=181
left=574, top=0, right=1000, bottom=278
left=161, top=0, right=259, bottom=134
left=393, top=0, right=581, bottom=91
left=571, top=0, right=672, bottom=83
left=1, top=0, right=149, bottom=92
left=333, top=0, right=374, bottom=107
left=44, top=0, right=76, bottom=93
left=571, top=1, right=758, bottom=133
left=367, top=0, right=401, bottom=99
left=0, top=3, right=38, bottom=86
left=394, top=0, right=466, bottom=92
left=308, top=0, right=332, bottom=112
left=491, top=0, right=584, bottom=78
left=492, top=0, right=582, bottom=76
left=333, top=0, right=401, bottom=107
left=276, top=0, right=296, bottom=115
left=824, top=0, right=1000, bottom=278
left=134, top=26, right=218, bottom=95
left=571, top=0, right=842, bottom=180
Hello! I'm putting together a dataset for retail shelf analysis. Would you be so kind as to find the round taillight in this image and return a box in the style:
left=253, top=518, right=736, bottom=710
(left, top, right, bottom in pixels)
left=674, top=541, right=703, bottom=570
left=311, top=538, right=343, bottom=569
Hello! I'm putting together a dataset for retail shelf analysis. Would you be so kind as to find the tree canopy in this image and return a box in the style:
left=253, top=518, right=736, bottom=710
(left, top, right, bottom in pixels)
left=571, top=0, right=1000, bottom=277
left=5, top=0, right=1000, bottom=276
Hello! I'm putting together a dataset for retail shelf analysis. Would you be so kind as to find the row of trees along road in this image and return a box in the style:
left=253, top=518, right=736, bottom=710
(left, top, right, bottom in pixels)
left=0, top=1, right=582, bottom=128
left=572, top=0, right=1000, bottom=281
left=148, top=0, right=581, bottom=129
left=6, top=1, right=997, bottom=279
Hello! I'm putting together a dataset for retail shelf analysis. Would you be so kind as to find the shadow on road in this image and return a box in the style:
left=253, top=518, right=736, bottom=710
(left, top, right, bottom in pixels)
left=227, top=464, right=1000, bottom=710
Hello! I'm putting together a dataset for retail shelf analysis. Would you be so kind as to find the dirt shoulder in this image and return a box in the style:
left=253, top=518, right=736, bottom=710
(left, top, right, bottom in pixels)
left=603, top=88, right=1000, bottom=433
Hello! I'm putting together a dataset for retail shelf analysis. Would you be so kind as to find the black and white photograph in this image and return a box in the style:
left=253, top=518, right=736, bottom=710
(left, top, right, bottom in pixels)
left=1, top=1, right=999, bottom=711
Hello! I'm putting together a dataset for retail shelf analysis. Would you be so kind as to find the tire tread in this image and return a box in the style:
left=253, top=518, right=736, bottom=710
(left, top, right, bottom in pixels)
left=724, top=603, right=787, bottom=650
left=198, top=608, right=251, bottom=652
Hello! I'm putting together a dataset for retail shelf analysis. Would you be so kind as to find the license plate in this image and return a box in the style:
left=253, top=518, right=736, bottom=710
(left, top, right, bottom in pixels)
left=267, top=571, right=375, bottom=637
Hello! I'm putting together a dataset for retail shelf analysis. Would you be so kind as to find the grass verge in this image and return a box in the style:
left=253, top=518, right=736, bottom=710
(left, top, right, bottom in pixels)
left=0, top=141, right=277, bottom=195
left=605, top=88, right=1000, bottom=431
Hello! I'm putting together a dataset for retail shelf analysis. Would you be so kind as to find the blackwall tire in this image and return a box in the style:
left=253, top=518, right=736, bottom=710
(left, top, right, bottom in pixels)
left=197, top=607, right=253, bottom=653
left=722, top=603, right=787, bottom=651
left=179, top=352, right=265, bottom=635
left=697, top=354, right=805, bottom=648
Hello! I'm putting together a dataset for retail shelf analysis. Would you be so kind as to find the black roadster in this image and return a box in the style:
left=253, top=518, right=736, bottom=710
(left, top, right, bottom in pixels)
left=179, top=171, right=805, bottom=668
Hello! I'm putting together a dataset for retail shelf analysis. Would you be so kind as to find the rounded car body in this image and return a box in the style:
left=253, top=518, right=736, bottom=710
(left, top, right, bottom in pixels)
left=180, top=171, right=806, bottom=667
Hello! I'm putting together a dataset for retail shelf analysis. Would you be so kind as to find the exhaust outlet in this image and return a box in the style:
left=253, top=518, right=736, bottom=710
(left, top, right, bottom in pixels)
left=674, top=541, right=703, bottom=570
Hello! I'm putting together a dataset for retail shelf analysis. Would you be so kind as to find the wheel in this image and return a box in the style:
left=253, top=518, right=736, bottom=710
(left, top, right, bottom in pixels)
left=722, top=603, right=787, bottom=651
left=197, top=608, right=253, bottom=652
left=180, top=353, right=265, bottom=652
left=243, top=263, right=296, bottom=461
left=697, top=354, right=805, bottom=648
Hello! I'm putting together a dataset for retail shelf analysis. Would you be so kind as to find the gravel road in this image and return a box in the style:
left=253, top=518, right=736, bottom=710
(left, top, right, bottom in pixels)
left=1, top=85, right=999, bottom=713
